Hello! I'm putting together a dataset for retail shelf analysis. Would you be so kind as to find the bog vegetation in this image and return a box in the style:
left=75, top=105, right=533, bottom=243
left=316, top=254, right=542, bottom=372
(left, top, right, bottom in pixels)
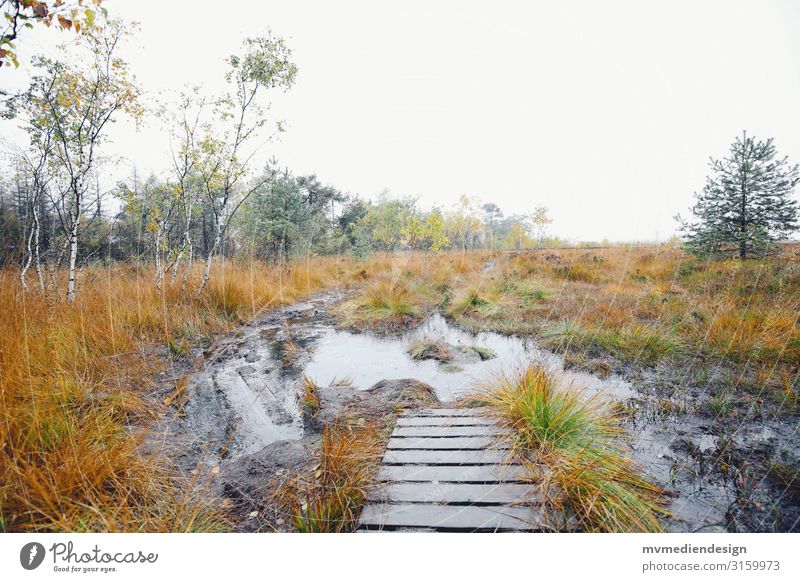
left=0, top=7, right=799, bottom=533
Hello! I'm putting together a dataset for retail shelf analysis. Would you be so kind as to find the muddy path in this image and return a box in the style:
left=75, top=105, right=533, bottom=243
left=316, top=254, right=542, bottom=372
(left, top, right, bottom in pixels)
left=151, top=290, right=798, bottom=532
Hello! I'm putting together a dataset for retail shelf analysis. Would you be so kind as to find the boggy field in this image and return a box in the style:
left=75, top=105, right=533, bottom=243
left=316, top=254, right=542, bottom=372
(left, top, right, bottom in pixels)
left=1, top=246, right=798, bottom=532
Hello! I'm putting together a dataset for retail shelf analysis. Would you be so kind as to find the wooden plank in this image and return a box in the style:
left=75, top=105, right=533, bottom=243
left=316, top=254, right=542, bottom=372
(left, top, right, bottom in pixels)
left=405, top=408, right=489, bottom=417
left=396, top=416, right=496, bottom=427
left=383, top=449, right=510, bottom=465
left=387, top=436, right=501, bottom=450
left=376, top=464, right=529, bottom=483
left=393, top=425, right=501, bottom=437
left=358, top=503, right=549, bottom=531
left=367, top=483, right=540, bottom=504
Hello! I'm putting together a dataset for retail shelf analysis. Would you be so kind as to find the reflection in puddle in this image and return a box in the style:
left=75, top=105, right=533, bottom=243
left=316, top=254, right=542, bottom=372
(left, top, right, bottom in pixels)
left=302, top=313, right=636, bottom=402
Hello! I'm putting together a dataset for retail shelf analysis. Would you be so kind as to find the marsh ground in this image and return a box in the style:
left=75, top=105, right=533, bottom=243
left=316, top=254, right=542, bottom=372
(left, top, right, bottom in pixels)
left=2, top=246, right=798, bottom=532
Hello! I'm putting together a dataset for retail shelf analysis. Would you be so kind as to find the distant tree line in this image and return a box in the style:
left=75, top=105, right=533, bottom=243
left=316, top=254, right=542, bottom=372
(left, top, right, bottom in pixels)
left=0, top=12, right=559, bottom=301
left=0, top=155, right=559, bottom=277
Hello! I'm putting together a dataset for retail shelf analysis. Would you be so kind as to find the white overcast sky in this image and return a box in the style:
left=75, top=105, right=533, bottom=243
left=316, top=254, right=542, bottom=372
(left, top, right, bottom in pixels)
left=3, top=0, right=800, bottom=241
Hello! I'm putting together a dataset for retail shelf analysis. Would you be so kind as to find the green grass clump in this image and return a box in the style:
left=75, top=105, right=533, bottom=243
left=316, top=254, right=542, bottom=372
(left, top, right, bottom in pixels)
left=541, top=321, right=684, bottom=365
left=472, top=365, right=668, bottom=532
left=498, top=279, right=547, bottom=305
left=449, top=288, right=503, bottom=318
left=341, top=278, right=423, bottom=329
left=468, top=345, right=497, bottom=360
left=301, top=376, right=321, bottom=413
left=706, top=393, right=736, bottom=417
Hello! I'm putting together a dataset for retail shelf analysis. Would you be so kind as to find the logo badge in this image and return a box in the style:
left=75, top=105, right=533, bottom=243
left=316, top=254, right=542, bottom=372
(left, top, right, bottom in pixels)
left=20, top=542, right=46, bottom=570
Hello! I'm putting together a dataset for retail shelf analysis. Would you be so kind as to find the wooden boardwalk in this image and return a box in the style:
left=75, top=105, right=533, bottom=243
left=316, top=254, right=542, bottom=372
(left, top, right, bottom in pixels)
left=358, top=408, right=552, bottom=532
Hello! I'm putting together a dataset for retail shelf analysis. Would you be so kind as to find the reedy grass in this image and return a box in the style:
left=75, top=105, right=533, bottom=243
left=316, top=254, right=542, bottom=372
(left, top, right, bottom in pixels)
left=448, top=288, right=505, bottom=318
left=0, top=256, right=376, bottom=532
left=471, top=364, right=668, bottom=532
left=280, top=420, right=385, bottom=533
left=339, top=278, right=423, bottom=329
left=334, top=251, right=489, bottom=330
left=448, top=246, right=800, bottom=374
left=540, top=321, right=685, bottom=365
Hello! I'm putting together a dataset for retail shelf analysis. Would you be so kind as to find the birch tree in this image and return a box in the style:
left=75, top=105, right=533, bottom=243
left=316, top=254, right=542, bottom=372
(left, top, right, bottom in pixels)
left=25, top=17, right=140, bottom=301
left=162, top=90, right=205, bottom=287
left=196, top=33, right=297, bottom=294
left=16, top=146, right=50, bottom=290
left=530, top=205, right=552, bottom=244
left=119, top=176, right=177, bottom=291
left=14, top=70, right=57, bottom=292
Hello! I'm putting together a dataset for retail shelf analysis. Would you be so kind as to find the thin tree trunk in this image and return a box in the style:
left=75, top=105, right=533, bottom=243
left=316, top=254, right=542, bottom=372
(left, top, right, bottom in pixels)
left=20, top=221, right=34, bottom=290
left=174, top=201, right=194, bottom=284
left=182, top=235, right=194, bottom=288
left=20, top=201, right=45, bottom=291
left=154, top=228, right=164, bottom=292
left=197, top=220, right=222, bottom=295
left=171, top=244, right=183, bottom=282
left=32, top=200, right=45, bottom=291
left=66, top=217, right=79, bottom=302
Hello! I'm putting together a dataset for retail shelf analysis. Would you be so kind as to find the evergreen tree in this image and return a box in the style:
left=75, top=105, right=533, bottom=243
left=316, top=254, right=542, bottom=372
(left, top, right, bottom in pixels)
left=679, top=132, right=799, bottom=258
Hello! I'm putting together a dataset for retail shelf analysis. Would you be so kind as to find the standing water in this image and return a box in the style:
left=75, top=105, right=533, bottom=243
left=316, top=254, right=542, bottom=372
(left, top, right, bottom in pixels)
left=302, top=312, right=636, bottom=402
left=183, top=296, right=635, bottom=462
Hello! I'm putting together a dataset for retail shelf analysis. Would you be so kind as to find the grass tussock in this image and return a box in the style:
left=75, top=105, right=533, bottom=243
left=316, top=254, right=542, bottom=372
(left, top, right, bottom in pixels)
left=408, top=339, right=452, bottom=361
left=0, top=256, right=376, bottom=532
left=541, top=321, right=685, bottom=365
left=280, top=421, right=385, bottom=532
left=339, top=278, right=423, bottom=329
left=301, top=376, right=321, bottom=413
left=463, top=345, right=497, bottom=360
left=472, top=365, right=668, bottom=532
left=448, top=288, right=505, bottom=318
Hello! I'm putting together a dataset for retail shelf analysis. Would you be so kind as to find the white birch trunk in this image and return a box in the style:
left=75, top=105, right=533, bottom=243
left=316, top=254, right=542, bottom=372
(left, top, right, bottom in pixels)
left=66, top=217, right=80, bottom=302
left=154, top=228, right=164, bottom=292
left=196, top=220, right=222, bottom=295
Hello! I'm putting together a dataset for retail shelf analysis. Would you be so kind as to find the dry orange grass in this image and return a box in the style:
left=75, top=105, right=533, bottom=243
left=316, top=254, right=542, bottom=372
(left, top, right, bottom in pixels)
left=278, top=421, right=385, bottom=532
left=337, top=251, right=491, bottom=330
left=452, top=246, right=800, bottom=374
left=0, top=256, right=379, bottom=532
left=0, top=251, right=486, bottom=532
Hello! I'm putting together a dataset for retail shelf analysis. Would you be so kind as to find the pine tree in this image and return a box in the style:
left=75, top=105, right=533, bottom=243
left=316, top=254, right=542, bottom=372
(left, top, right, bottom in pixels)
left=679, top=132, right=799, bottom=258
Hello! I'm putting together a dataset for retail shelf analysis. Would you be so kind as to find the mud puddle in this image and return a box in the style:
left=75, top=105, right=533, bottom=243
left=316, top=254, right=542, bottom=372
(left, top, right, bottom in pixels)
left=181, top=298, right=637, bottom=466
left=303, top=312, right=636, bottom=402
